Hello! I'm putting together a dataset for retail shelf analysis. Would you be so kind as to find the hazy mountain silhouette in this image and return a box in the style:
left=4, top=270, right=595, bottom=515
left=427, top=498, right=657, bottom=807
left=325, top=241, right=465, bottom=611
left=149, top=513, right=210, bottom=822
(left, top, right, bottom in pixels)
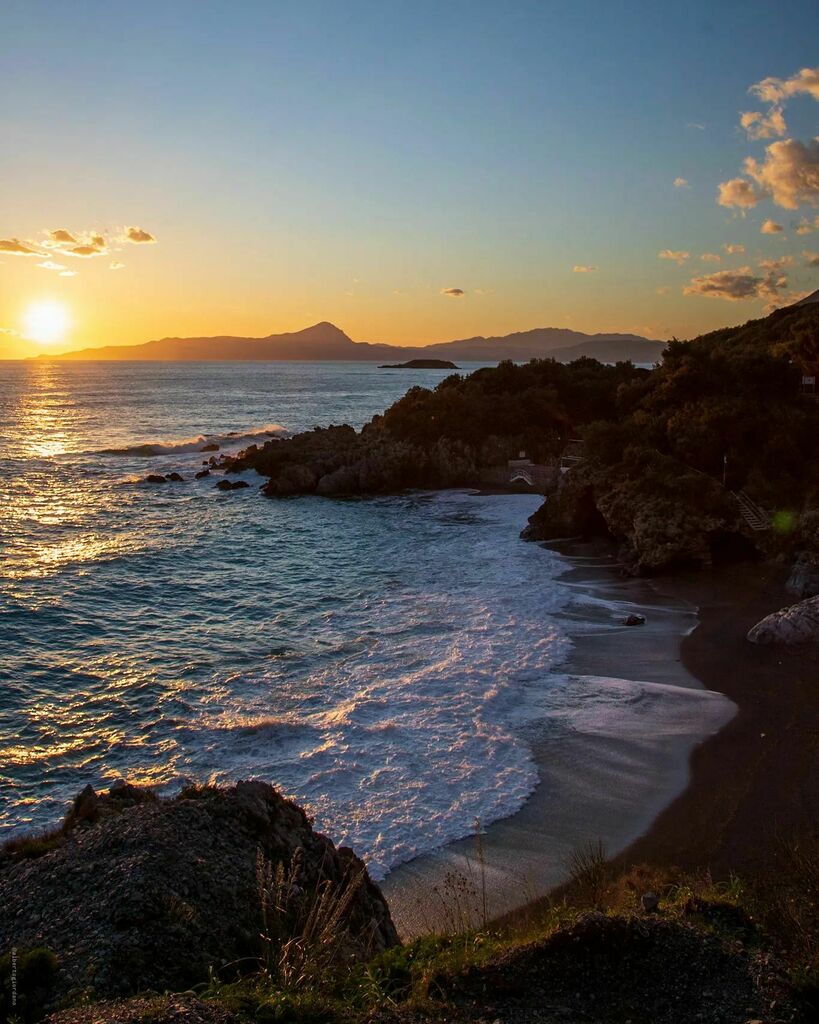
left=44, top=321, right=665, bottom=363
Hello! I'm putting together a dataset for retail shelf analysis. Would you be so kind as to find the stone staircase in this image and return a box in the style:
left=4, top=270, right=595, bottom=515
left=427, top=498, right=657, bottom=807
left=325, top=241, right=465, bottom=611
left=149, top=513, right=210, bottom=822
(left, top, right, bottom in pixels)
left=732, top=490, right=772, bottom=532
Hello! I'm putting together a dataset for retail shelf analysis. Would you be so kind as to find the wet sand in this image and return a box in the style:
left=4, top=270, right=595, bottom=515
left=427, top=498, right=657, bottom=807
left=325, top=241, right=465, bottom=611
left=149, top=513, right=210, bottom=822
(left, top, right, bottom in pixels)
left=382, top=541, right=737, bottom=938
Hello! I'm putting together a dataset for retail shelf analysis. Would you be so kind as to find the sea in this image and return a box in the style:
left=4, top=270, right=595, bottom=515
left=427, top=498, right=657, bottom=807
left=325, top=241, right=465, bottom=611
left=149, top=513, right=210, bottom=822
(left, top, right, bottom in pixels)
left=0, top=359, right=729, bottom=882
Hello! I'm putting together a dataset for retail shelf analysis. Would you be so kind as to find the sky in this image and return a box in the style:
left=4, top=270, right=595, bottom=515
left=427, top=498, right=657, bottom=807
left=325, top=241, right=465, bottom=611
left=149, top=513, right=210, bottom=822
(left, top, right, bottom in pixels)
left=1, top=0, right=818, bottom=356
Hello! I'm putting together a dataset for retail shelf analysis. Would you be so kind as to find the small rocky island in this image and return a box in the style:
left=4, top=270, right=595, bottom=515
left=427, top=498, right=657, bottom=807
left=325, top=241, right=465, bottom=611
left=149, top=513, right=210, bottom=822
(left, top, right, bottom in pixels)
left=378, top=358, right=459, bottom=369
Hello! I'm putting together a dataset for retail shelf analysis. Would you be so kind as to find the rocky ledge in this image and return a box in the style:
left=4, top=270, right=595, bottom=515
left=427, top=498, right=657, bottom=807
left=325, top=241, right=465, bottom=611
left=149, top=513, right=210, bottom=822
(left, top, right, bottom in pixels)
left=0, top=781, right=398, bottom=1008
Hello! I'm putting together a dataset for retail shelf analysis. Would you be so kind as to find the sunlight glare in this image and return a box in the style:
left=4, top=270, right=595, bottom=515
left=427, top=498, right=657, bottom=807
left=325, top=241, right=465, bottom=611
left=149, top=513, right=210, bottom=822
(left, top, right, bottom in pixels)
left=23, top=300, right=71, bottom=345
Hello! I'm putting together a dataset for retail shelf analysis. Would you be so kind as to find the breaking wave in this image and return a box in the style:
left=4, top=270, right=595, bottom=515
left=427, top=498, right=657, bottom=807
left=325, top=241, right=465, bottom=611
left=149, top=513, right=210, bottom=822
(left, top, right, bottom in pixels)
left=95, top=423, right=287, bottom=457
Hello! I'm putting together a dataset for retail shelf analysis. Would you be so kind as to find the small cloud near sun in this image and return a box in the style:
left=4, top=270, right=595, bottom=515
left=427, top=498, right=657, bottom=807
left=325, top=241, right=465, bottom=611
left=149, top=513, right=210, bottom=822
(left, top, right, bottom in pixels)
left=36, top=260, right=67, bottom=272
left=673, top=177, right=690, bottom=188
left=0, top=238, right=43, bottom=256
left=572, top=265, right=597, bottom=273
left=109, top=260, right=126, bottom=271
left=124, top=226, right=157, bottom=244
left=440, top=287, right=465, bottom=297
left=47, top=229, right=78, bottom=244
left=59, top=270, right=77, bottom=277
left=658, top=249, right=689, bottom=266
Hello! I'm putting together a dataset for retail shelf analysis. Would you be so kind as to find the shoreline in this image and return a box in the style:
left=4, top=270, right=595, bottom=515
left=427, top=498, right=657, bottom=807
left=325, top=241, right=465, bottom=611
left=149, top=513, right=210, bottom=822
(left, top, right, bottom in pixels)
left=605, top=559, right=819, bottom=880
left=381, top=537, right=736, bottom=938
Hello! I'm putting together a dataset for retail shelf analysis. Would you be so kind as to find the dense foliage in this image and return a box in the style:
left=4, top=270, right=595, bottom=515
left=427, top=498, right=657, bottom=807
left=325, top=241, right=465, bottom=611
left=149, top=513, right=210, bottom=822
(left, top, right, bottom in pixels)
left=371, top=357, right=648, bottom=459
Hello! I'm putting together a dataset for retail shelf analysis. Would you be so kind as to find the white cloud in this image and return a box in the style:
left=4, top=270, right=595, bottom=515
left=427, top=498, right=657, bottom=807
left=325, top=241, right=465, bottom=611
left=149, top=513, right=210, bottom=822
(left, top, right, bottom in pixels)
left=723, top=243, right=746, bottom=255
left=758, top=256, right=793, bottom=270
left=717, top=177, right=761, bottom=209
left=109, top=260, right=126, bottom=271
left=740, top=108, right=787, bottom=140
left=658, top=249, right=689, bottom=265
left=59, top=270, right=77, bottom=277
left=700, top=253, right=721, bottom=262
left=572, top=265, right=597, bottom=273
left=803, top=250, right=819, bottom=267
left=750, top=66, right=819, bottom=105
left=761, top=218, right=784, bottom=233
left=35, top=260, right=67, bottom=271
left=744, top=138, right=819, bottom=210
left=673, top=177, right=690, bottom=188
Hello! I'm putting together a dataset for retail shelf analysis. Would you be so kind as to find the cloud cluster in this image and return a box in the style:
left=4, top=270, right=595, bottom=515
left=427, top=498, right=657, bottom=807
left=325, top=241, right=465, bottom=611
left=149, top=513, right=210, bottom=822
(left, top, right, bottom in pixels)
left=742, top=138, right=819, bottom=210
left=658, top=249, right=689, bottom=265
left=440, top=287, right=464, bottom=297
left=0, top=224, right=157, bottom=275
left=740, top=67, right=819, bottom=140
left=804, top=250, right=819, bottom=267
left=683, top=265, right=788, bottom=302
left=700, top=253, right=721, bottom=262
left=761, top=218, right=784, bottom=233
left=796, top=215, right=819, bottom=234
left=572, top=265, right=597, bottom=273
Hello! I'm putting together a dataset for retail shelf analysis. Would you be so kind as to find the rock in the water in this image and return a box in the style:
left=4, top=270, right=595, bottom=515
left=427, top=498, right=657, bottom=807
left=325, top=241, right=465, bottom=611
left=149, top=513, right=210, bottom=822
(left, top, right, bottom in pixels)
left=195, top=468, right=210, bottom=479
left=623, top=613, right=646, bottom=626
left=166, top=472, right=184, bottom=482
left=215, top=479, right=249, bottom=491
left=786, top=553, right=819, bottom=599
left=0, top=781, right=398, bottom=1006
left=747, top=594, right=819, bottom=645
left=145, top=474, right=167, bottom=484
left=200, top=443, right=220, bottom=452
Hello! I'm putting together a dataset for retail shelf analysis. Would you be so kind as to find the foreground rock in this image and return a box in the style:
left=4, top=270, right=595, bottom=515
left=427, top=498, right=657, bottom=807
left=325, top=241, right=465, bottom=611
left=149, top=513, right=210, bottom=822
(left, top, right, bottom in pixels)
left=0, top=781, right=398, bottom=1006
left=48, top=996, right=239, bottom=1024
left=747, top=594, right=819, bottom=644
left=437, top=913, right=803, bottom=1024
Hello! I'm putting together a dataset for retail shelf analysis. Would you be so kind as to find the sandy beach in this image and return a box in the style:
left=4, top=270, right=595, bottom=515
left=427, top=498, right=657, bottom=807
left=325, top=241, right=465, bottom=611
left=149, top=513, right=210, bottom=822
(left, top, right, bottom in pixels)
left=382, top=540, right=738, bottom=938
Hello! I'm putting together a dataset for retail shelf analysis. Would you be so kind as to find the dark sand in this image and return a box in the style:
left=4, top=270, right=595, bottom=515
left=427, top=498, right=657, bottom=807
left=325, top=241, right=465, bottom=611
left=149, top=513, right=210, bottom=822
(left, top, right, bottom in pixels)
left=610, top=559, right=819, bottom=879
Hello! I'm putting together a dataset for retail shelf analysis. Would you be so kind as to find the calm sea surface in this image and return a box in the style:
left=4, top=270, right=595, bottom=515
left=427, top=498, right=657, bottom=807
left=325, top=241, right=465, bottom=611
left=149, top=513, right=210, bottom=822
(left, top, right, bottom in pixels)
left=0, top=360, right=572, bottom=877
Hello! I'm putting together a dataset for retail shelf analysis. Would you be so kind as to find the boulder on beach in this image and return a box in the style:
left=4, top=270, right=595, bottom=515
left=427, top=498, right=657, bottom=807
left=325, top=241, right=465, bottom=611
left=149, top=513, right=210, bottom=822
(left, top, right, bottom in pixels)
left=747, top=594, right=819, bottom=645
left=0, top=781, right=398, bottom=1007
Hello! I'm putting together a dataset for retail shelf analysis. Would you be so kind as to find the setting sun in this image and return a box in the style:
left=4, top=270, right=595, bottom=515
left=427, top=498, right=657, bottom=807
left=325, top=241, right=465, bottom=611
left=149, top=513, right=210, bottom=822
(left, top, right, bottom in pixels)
left=23, top=300, right=71, bottom=345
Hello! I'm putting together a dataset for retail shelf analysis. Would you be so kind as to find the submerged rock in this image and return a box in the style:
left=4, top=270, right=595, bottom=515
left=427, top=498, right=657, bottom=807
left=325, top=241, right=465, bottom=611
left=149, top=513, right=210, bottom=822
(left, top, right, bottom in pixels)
left=166, top=472, right=184, bottom=482
left=747, top=595, right=819, bottom=645
left=145, top=473, right=167, bottom=484
left=195, top=468, right=210, bottom=479
left=623, top=613, right=646, bottom=626
left=0, top=781, right=398, bottom=1005
left=200, top=443, right=220, bottom=452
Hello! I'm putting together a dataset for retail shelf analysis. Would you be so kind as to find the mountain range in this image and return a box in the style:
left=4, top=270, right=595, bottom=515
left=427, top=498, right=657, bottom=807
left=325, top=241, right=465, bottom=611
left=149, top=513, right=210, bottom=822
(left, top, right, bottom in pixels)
left=38, top=322, right=666, bottom=364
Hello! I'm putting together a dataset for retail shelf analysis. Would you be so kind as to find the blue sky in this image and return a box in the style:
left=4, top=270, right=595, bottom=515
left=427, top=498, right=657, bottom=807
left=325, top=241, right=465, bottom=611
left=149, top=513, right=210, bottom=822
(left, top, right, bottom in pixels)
left=1, top=0, right=818, bottom=353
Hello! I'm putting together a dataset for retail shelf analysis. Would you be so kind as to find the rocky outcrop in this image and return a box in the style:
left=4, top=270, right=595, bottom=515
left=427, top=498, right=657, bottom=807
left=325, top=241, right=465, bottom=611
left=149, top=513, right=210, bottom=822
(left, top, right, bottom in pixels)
left=219, top=424, right=484, bottom=498
left=522, top=449, right=757, bottom=575
left=747, top=595, right=819, bottom=644
left=0, top=781, right=398, bottom=1005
